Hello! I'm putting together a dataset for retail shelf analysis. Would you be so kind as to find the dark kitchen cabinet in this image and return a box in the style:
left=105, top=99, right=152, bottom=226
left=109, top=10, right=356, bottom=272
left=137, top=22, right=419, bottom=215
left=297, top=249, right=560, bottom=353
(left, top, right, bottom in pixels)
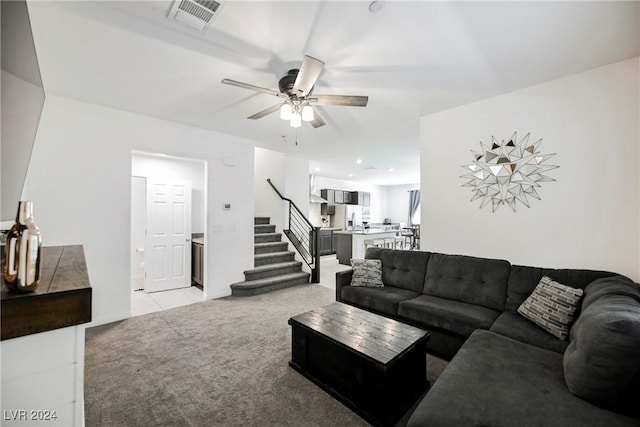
left=335, top=233, right=353, bottom=265
left=192, top=241, right=203, bottom=287
left=312, top=229, right=338, bottom=256
left=319, top=230, right=333, bottom=255
left=342, top=191, right=352, bottom=204
left=322, top=189, right=367, bottom=206
left=321, top=189, right=335, bottom=205
left=350, top=191, right=370, bottom=207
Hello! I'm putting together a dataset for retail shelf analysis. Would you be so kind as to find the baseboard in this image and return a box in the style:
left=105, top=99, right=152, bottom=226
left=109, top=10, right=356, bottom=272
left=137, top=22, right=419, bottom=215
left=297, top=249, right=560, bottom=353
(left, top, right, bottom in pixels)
left=87, top=311, right=130, bottom=328
left=205, top=289, right=232, bottom=300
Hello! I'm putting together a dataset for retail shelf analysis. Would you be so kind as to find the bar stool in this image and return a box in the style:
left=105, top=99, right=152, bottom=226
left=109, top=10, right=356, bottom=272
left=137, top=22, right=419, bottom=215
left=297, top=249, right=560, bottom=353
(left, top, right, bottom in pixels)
left=401, top=229, right=414, bottom=249
left=394, top=236, right=405, bottom=249
left=383, top=237, right=395, bottom=248
left=364, top=239, right=385, bottom=250
left=412, top=225, right=420, bottom=250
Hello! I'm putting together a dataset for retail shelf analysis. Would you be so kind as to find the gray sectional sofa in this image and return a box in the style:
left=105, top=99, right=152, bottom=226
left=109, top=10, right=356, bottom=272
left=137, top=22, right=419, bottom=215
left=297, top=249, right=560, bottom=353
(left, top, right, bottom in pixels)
left=335, top=248, right=640, bottom=426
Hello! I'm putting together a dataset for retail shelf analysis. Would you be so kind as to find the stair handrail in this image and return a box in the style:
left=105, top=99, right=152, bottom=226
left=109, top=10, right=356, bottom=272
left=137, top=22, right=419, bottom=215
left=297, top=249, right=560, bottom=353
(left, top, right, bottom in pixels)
left=266, top=178, right=320, bottom=283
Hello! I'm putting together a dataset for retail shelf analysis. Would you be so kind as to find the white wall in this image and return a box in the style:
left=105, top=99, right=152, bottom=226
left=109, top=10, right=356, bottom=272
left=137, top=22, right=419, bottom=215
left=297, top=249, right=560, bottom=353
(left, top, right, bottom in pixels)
left=22, top=95, right=255, bottom=325
left=284, top=156, right=310, bottom=219
left=420, top=58, right=639, bottom=281
left=254, top=148, right=286, bottom=233
left=132, top=153, right=206, bottom=233
left=314, top=176, right=389, bottom=223
left=254, top=148, right=310, bottom=234
left=385, top=184, right=421, bottom=225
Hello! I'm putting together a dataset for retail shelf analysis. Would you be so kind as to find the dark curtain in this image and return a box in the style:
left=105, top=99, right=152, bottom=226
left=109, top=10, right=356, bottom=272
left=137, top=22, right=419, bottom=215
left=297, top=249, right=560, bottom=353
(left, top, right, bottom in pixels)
left=408, top=190, right=420, bottom=227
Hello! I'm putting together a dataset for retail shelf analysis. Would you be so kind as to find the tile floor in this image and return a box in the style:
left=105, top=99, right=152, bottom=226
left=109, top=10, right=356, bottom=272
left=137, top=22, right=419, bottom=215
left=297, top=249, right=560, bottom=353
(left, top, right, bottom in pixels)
left=130, top=255, right=350, bottom=317
left=317, top=254, right=352, bottom=290
left=131, top=285, right=203, bottom=317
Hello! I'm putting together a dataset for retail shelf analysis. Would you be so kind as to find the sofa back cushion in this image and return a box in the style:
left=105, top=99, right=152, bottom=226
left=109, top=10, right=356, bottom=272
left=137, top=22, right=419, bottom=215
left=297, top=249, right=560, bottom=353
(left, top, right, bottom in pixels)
left=365, top=247, right=430, bottom=293
left=505, top=266, right=615, bottom=314
left=422, top=253, right=510, bottom=311
left=563, top=275, right=640, bottom=416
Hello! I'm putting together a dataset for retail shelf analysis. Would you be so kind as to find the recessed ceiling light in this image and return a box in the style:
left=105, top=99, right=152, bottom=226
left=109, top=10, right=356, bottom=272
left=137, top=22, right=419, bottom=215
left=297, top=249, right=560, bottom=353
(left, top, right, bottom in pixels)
left=388, top=168, right=394, bottom=172
left=315, top=167, right=320, bottom=172
left=369, top=1, right=384, bottom=13
left=356, top=159, right=362, bottom=164
left=348, top=173, right=353, bottom=177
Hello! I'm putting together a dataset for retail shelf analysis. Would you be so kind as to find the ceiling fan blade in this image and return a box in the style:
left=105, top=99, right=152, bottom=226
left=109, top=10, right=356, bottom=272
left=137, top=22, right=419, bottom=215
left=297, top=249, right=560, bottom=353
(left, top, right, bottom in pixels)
left=292, top=55, right=325, bottom=97
left=247, top=103, right=282, bottom=120
left=309, top=94, right=368, bottom=107
left=309, top=109, right=326, bottom=128
left=221, top=79, right=287, bottom=99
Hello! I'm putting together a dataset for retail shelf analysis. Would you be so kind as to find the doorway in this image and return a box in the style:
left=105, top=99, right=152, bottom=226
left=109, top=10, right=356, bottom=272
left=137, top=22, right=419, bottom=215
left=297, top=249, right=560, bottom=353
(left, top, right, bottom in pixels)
left=130, top=151, right=207, bottom=316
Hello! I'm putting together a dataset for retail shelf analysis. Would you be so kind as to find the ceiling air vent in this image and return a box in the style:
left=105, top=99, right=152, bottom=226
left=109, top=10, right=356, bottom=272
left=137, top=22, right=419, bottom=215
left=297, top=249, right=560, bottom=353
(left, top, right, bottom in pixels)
left=168, top=0, right=223, bottom=32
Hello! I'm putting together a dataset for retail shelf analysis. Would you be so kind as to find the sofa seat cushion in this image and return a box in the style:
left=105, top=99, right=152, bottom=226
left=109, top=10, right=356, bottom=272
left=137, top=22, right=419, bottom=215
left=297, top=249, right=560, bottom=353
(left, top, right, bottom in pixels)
left=407, top=330, right=639, bottom=427
left=423, top=253, right=510, bottom=311
left=364, top=247, right=431, bottom=293
left=340, top=285, right=419, bottom=317
left=490, top=312, right=569, bottom=353
left=398, top=295, right=500, bottom=337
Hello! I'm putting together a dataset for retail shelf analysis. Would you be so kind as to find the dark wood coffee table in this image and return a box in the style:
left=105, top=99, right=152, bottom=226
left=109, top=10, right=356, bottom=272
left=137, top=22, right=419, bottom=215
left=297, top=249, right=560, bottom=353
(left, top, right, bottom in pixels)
left=288, top=302, right=430, bottom=427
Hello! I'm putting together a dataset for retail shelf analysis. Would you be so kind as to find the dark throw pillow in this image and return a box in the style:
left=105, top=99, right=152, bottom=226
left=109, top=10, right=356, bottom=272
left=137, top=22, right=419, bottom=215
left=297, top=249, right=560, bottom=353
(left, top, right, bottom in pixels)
left=350, top=259, right=383, bottom=288
left=517, top=276, right=583, bottom=340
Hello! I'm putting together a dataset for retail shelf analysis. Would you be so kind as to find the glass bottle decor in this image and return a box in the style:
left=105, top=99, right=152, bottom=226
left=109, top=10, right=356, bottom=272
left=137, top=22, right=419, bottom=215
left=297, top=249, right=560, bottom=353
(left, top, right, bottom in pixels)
left=3, top=201, right=42, bottom=292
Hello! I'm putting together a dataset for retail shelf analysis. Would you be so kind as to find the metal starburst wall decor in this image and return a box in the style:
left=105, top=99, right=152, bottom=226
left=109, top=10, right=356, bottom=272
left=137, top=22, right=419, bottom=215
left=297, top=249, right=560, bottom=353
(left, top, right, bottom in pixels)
left=460, top=132, right=558, bottom=212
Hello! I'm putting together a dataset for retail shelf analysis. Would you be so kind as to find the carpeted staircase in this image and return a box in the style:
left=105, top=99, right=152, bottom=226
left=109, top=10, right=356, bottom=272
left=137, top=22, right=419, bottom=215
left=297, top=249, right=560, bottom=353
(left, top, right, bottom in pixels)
left=230, top=217, right=310, bottom=296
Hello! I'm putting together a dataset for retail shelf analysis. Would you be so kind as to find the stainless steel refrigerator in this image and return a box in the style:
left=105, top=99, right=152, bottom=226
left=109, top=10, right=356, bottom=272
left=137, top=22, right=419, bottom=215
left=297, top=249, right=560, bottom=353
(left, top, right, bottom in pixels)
left=333, top=204, right=363, bottom=230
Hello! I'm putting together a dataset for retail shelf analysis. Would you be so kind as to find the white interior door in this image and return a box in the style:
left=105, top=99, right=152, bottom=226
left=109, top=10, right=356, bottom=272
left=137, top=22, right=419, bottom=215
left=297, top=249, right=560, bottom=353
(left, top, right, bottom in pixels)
left=145, top=179, right=192, bottom=293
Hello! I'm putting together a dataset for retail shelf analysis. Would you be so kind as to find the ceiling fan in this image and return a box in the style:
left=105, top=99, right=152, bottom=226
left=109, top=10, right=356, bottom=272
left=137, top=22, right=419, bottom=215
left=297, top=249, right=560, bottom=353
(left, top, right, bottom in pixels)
left=221, top=55, right=368, bottom=128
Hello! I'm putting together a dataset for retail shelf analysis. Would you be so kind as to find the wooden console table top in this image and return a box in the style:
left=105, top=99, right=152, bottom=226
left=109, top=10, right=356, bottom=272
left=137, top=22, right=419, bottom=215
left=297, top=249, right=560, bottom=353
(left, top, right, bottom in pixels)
left=1, top=245, right=92, bottom=340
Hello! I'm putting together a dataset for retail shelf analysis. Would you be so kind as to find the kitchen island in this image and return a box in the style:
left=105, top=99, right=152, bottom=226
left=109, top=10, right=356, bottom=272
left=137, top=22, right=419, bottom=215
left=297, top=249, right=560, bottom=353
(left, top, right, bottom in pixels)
left=334, top=229, right=399, bottom=265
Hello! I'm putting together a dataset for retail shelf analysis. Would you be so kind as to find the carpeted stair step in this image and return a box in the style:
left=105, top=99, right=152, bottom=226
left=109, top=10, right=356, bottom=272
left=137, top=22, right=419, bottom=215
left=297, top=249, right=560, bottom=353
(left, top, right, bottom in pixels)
left=230, top=272, right=310, bottom=297
left=255, top=224, right=276, bottom=234
left=243, top=261, right=303, bottom=281
left=254, top=251, right=295, bottom=267
left=255, top=242, right=289, bottom=254
left=254, top=217, right=270, bottom=225
left=254, top=232, right=282, bottom=244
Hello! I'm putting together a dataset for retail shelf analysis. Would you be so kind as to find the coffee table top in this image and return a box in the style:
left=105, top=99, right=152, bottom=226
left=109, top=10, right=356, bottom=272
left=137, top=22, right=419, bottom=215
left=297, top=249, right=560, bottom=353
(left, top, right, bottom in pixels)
left=289, top=302, right=429, bottom=365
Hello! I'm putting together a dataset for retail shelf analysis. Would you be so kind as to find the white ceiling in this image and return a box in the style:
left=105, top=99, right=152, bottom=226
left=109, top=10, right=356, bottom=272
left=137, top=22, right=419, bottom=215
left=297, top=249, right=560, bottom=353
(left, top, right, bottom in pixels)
left=27, top=1, right=639, bottom=185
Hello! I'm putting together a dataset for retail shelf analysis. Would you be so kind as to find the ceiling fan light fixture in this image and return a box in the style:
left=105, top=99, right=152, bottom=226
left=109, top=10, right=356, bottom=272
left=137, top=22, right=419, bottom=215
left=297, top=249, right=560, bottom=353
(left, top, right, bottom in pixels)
left=280, top=103, right=293, bottom=120
left=301, top=105, right=314, bottom=122
left=290, top=113, right=302, bottom=128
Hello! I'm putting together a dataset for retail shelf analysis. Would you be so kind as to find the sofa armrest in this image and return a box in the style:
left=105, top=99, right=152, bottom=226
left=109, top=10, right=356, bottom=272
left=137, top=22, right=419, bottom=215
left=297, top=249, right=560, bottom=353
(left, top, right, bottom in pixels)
left=336, top=269, right=353, bottom=302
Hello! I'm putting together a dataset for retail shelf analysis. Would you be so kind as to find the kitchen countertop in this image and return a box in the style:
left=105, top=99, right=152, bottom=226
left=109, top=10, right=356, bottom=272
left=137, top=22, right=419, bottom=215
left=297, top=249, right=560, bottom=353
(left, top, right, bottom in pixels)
left=334, top=229, right=397, bottom=235
left=319, top=227, right=342, bottom=231
left=193, top=237, right=204, bottom=245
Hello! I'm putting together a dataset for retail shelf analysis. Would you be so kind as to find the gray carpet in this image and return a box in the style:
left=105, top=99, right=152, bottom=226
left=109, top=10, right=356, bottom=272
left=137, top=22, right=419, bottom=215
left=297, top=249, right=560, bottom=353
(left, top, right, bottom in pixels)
left=85, top=284, right=447, bottom=426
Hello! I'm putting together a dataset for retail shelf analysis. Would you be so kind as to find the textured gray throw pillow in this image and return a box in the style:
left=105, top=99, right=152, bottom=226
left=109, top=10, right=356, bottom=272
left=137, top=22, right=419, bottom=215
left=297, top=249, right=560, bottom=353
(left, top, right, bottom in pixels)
left=350, top=259, right=383, bottom=287
left=517, top=276, right=583, bottom=340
